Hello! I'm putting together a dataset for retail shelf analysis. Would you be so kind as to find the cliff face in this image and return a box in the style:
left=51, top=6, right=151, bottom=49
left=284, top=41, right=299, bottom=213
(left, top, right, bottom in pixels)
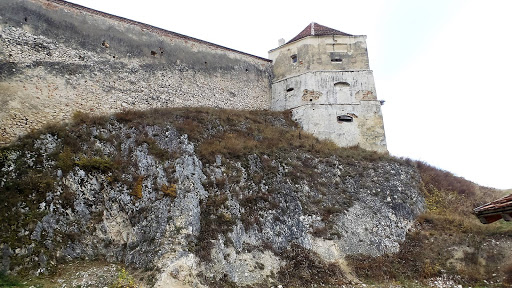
left=0, top=109, right=424, bottom=287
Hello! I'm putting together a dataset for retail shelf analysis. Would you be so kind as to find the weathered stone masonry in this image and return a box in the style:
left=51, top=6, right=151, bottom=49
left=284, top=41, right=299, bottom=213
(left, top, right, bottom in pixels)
left=1, top=1, right=387, bottom=152
left=0, top=0, right=272, bottom=144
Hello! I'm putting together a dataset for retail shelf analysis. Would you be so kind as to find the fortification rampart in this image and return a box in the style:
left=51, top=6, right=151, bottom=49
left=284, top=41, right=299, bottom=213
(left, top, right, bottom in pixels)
left=1, top=1, right=387, bottom=152
left=0, top=0, right=272, bottom=144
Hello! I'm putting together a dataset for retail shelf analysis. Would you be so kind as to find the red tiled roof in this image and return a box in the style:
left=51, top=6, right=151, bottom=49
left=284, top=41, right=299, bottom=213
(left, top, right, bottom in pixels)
left=473, top=194, right=512, bottom=224
left=287, top=22, right=353, bottom=44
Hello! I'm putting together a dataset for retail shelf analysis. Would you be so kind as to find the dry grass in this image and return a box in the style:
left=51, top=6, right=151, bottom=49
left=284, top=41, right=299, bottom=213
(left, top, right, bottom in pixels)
left=416, top=161, right=499, bottom=214
left=76, top=156, right=115, bottom=173
left=160, top=184, right=177, bottom=198
left=417, top=161, right=512, bottom=236
left=131, top=176, right=144, bottom=199
left=113, top=107, right=391, bottom=164
left=276, top=243, right=348, bottom=286
left=348, top=161, right=512, bottom=287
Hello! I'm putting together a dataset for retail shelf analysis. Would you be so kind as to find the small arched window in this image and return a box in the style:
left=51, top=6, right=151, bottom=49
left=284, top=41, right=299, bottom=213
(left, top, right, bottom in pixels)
left=286, top=87, right=294, bottom=92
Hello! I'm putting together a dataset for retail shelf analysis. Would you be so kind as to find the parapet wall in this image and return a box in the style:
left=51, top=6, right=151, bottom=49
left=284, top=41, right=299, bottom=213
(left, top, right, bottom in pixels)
left=0, top=0, right=272, bottom=144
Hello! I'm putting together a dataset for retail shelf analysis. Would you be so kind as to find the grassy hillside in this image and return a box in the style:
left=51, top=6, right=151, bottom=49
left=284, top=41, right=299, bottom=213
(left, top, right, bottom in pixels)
left=348, top=162, right=512, bottom=287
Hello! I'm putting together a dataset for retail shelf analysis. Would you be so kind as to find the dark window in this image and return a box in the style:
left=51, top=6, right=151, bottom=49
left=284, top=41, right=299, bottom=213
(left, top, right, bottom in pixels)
left=330, top=52, right=343, bottom=62
left=291, top=54, right=298, bottom=63
left=286, top=88, right=294, bottom=92
left=337, top=115, right=353, bottom=122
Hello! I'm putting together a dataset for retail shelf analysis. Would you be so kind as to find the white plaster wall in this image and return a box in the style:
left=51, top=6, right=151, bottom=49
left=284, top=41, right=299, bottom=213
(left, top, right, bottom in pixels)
left=292, top=101, right=387, bottom=153
left=271, top=70, right=386, bottom=153
left=271, top=71, right=377, bottom=111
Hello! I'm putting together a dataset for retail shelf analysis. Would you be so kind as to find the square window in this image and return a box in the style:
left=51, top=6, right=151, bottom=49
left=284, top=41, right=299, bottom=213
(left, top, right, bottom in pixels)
left=330, top=52, right=343, bottom=63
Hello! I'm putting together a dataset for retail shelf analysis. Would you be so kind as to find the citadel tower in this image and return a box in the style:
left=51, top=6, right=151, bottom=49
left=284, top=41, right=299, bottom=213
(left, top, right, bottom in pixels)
left=269, top=23, right=387, bottom=153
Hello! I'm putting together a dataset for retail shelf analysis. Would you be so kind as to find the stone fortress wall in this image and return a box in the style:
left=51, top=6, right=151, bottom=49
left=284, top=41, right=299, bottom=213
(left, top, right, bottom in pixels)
left=0, top=0, right=272, bottom=144
left=1, top=0, right=387, bottom=152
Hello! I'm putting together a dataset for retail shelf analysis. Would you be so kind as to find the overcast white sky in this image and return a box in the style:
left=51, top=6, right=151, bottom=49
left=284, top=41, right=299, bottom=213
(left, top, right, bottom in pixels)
left=67, top=0, right=512, bottom=189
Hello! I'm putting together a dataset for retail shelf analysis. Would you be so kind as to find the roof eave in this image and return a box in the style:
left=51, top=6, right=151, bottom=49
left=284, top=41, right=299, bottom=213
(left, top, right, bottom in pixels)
left=474, top=206, right=512, bottom=216
left=476, top=212, right=512, bottom=224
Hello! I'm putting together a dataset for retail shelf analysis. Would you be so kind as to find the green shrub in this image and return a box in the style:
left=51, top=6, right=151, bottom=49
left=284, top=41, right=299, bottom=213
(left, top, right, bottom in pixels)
left=0, top=272, right=23, bottom=287
left=55, top=146, right=75, bottom=174
left=76, top=156, right=114, bottom=173
left=109, top=268, right=137, bottom=288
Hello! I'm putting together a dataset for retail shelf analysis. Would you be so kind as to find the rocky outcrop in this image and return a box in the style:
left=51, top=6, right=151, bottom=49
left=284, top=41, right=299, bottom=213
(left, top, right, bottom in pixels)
left=0, top=109, right=425, bottom=286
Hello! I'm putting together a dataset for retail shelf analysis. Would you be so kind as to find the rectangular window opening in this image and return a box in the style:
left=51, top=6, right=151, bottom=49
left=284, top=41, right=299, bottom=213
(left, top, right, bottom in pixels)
left=330, top=52, right=343, bottom=63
